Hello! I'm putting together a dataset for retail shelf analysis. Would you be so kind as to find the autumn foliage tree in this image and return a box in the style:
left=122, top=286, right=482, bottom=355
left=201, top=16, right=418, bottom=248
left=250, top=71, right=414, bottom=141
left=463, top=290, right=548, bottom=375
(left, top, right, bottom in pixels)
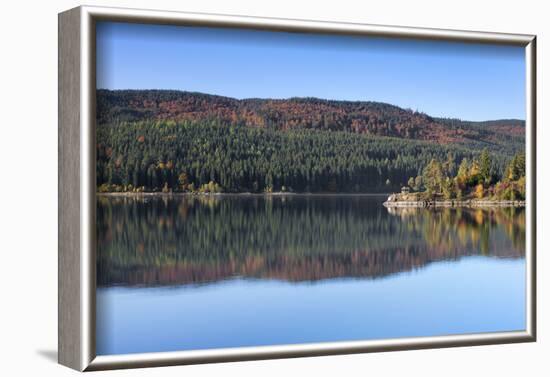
left=411, top=151, right=525, bottom=201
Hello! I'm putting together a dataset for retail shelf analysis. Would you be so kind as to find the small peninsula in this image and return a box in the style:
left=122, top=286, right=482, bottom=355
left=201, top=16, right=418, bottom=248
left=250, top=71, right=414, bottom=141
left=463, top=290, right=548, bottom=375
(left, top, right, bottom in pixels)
left=384, top=149, right=526, bottom=208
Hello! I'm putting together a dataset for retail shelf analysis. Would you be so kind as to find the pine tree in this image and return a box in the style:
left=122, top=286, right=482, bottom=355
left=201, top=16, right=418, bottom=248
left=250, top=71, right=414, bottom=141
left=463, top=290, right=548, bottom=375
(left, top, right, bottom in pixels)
left=479, top=148, right=491, bottom=185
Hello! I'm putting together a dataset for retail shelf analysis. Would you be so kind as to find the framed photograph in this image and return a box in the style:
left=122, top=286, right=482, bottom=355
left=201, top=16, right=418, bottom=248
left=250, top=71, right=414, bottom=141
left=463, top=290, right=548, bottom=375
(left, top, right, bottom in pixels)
left=58, top=6, right=536, bottom=371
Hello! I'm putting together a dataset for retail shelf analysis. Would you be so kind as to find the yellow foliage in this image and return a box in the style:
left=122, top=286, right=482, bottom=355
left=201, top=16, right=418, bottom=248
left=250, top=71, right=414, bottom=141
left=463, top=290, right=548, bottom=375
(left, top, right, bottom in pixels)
left=474, top=183, right=484, bottom=199
left=469, top=161, right=480, bottom=177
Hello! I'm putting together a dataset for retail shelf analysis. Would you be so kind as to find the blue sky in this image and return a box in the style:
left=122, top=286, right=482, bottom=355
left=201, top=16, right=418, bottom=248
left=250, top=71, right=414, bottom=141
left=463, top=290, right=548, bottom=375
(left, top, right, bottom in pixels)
left=96, top=22, right=525, bottom=121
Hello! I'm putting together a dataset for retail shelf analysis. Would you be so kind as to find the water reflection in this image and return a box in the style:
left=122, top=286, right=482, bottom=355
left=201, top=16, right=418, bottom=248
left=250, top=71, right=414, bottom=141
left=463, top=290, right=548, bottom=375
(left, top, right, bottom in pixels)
left=97, top=195, right=525, bottom=287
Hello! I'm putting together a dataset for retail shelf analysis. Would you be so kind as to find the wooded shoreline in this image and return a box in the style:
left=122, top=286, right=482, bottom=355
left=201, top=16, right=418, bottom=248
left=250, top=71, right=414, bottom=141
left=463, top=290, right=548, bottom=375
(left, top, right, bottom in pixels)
left=96, top=191, right=526, bottom=208
left=383, top=193, right=525, bottom=208
left=383, top=199, right=525, bottom=208
left=96, top=191, right=390, bottom=197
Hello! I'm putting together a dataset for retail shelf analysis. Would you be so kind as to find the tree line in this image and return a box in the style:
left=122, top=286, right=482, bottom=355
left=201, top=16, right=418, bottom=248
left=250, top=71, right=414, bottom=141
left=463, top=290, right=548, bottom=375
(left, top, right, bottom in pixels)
left=96, top=119, right=517, bottom=193
left=409, top=149, right=526, bottom=200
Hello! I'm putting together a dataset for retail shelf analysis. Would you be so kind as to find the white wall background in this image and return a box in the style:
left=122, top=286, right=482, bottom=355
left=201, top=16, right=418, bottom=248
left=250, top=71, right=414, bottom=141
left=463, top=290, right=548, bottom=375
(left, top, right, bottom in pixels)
left=0, top=0, right=546, bottom=375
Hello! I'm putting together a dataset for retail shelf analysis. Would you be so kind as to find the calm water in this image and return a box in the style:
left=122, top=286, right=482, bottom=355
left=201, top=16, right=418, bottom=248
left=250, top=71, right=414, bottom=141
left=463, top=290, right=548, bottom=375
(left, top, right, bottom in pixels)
left=96, top=194, right=526, bottom=355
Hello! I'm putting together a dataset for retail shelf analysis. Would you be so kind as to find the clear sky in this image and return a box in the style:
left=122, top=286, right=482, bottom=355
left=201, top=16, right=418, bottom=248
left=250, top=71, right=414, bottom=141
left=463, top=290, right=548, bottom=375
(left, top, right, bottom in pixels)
left=96, top=21, right=525, bottom=121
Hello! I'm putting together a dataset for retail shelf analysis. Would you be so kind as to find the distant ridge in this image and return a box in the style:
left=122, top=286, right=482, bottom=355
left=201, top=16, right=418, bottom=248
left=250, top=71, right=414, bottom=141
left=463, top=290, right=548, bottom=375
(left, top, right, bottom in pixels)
left=97, top=89, right=524, bottom=149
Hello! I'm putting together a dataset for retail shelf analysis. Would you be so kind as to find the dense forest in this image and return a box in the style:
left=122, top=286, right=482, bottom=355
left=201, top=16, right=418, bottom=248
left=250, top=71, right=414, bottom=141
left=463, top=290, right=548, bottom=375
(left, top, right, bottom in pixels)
left=96, top=90, right=526, bottom=193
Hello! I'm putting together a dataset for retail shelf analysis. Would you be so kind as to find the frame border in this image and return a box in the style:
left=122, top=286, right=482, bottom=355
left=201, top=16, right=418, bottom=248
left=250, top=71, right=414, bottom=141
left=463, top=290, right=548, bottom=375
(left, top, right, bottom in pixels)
left=58, top=5, right=537, bottom=371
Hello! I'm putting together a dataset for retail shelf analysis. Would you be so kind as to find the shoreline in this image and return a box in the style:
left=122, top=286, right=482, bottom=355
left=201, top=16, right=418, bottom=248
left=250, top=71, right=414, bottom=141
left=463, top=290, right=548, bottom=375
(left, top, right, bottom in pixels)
left=383, top=199, right=525, bottom=208
left=96, top=191, right=391, bottom=197
left=96, top=192, right=526, bottom=207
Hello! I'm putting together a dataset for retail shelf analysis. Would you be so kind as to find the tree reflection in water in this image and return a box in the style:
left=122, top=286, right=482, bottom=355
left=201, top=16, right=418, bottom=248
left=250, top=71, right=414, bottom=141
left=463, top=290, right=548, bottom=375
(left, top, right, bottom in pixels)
left=97, top=195, right=525, bottom=287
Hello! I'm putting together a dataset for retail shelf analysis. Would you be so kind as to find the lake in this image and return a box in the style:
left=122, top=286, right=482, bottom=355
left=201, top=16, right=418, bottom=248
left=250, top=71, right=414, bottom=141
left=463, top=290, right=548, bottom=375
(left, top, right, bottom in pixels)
left=96, top=194, right=526, bottom=355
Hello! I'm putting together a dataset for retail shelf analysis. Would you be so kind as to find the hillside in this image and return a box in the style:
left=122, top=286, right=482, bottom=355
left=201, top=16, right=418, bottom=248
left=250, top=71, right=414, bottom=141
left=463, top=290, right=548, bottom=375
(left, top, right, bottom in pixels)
left=96, top=89, right=525, bottom=193
left=97, top=89, right=524, bottom=151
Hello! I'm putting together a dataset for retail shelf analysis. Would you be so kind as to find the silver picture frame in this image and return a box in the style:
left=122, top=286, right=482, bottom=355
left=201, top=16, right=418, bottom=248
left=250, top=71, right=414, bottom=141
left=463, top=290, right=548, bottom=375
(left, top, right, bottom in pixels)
left=58, top=5, right=537, bottom=371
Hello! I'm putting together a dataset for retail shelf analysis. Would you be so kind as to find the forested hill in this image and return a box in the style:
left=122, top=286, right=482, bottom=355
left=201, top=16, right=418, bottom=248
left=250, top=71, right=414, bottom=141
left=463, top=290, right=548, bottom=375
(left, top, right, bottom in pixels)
left=96, top=89, right=525, bottom=193
left=97, top=89, right=524, bottom=149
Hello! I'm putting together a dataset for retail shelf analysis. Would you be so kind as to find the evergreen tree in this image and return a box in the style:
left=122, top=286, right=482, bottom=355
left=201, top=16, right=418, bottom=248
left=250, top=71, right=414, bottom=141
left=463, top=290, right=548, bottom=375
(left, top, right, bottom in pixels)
left=479, top=148, right=492, bottom=185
